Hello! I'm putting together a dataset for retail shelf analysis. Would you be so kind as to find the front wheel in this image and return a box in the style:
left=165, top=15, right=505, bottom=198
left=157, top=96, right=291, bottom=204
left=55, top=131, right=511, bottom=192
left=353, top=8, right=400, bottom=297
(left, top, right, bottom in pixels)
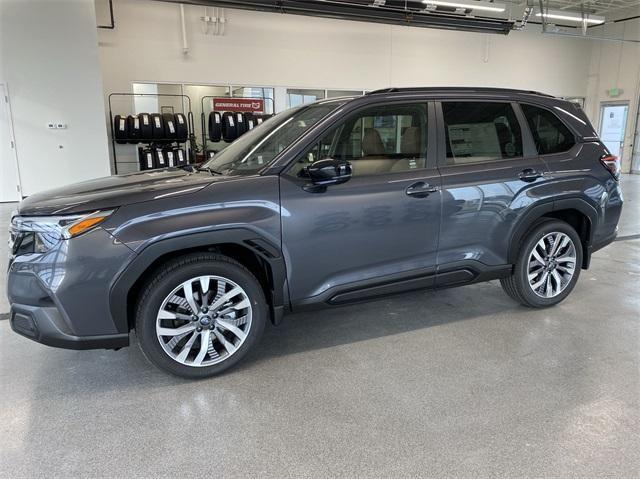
left=135, top=253, right=266, bottom=378
left=501, top=219, right=583, bottom=308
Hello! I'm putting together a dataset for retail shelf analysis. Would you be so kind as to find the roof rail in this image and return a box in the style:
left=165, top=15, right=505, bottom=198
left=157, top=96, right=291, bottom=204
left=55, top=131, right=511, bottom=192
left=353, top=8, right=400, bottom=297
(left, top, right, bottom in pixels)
left=365, top=87, right=554, bottom=97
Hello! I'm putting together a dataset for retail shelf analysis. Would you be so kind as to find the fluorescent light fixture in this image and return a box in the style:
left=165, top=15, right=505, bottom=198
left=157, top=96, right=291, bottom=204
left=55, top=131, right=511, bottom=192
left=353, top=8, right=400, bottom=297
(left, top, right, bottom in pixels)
left=535, top=9, right=605, bottom=25
left=422, top=0, right=506, bottom=13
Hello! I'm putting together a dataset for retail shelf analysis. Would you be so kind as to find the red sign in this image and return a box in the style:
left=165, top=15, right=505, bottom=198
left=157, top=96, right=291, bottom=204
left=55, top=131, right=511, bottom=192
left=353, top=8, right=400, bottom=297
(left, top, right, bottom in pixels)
left=212, top=98, right=264, bottom=113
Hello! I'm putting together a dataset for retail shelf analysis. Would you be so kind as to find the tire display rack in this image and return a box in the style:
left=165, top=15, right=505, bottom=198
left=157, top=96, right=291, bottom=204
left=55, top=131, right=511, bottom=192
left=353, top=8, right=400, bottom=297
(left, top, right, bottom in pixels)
left=108, top=92, right=196, bottom=174
left=200, top=95, right=275, bottom=161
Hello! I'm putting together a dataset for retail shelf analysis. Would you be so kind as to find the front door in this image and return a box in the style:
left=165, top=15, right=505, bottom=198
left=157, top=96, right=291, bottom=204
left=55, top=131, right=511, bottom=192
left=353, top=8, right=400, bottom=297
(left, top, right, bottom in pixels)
left=280, top=101, right=442, bottom=305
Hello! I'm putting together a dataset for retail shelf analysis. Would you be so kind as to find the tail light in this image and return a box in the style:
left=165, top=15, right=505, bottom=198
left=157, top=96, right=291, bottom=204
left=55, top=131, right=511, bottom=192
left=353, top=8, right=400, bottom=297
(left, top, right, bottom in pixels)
left=600, top=155, right=620, bottom=180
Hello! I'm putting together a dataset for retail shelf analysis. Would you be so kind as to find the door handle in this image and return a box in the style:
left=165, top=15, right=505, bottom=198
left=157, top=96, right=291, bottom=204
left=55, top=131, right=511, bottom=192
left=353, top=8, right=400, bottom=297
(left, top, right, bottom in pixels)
left=518, top=168, right=543, bottom=182
left=405, top=181, right=439, bottom=198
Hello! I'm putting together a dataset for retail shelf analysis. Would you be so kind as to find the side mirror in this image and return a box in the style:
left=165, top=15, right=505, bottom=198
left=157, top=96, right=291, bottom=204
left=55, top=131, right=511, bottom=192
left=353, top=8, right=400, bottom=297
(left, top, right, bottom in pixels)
left=305, top=158, right=352, bottom=187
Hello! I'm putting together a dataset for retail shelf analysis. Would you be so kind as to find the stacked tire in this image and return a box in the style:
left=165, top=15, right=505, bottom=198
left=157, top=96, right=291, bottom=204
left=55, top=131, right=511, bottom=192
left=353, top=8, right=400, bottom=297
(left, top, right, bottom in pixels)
left=207, top=111, right=274, bottom=144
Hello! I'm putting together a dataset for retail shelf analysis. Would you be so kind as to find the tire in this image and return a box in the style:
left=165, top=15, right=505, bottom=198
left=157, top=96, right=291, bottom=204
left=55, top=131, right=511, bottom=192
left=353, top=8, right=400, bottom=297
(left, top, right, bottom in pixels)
left=208, top=112, right=222, bottom=142
left=138, top=113, right=153, bottom=141
left=162, top=113, right=177, bottom=142
left=173, top=147, right=187, bottom=166
left=174, top=113, right=188, bottom=142
left=139, top=147, right=156, bottom=170
left=127, top=115, right=142, bottom=144
left=235, top=112, right=247, bottom=136
left=244, top=112, right=256, bottom=131
left=113, top=115, right=128, bottom=144
left=154, top=147, right=167, bottom=168
left=222, top=111, right=237, bottom=142
left=501, top=219, right=582, bottom=308
left=150, top=113, right=165, bottom=140
left=135, top=253, right=267, bottom=378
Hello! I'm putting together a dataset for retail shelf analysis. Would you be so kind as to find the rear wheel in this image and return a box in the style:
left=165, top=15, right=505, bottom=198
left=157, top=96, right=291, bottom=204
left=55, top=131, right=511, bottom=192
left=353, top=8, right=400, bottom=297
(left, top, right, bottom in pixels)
left=135, top=253, right=266, bottom=378
left=501, top=219, right=582, bottom=308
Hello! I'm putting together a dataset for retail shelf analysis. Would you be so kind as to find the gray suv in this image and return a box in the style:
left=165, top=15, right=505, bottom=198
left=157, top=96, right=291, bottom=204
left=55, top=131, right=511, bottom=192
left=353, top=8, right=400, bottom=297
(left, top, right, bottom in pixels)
left=7, top=88, right=623, bottom=378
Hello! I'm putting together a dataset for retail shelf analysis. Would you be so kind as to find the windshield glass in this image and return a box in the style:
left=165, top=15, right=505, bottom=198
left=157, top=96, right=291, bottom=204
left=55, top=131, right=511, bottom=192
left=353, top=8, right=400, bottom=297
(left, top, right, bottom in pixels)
left=203, top=101, right=344, bottom=176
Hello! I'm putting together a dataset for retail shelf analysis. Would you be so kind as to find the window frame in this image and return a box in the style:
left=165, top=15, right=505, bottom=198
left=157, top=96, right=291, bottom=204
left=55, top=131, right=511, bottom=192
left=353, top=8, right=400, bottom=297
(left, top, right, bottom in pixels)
left=518, top=102, right=579, bottom=157
left=434, top=99, right=537, bottom=168
left=282, top=99, right=438, bottom=179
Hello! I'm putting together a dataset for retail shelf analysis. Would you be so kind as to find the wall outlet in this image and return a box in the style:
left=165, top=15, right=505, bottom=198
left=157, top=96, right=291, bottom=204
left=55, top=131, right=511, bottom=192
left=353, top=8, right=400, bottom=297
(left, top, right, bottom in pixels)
left=47, top=123, right=57, bottom=129
left=56, top=123, right=67, bottom=129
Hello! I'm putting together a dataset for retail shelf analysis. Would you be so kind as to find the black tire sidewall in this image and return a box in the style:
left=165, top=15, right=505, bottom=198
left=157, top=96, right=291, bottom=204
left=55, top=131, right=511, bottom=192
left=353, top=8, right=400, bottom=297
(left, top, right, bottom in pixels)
left=136, top=258, right=267, bottom=378
left=515, top=220, right=583, bottom=307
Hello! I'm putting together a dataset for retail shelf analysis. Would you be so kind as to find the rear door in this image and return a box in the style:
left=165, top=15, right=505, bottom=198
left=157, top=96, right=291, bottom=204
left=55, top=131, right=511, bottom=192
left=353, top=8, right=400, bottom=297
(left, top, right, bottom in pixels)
left=280, top=101, right=442, bottom=305
left=435, top=99, right=548, bottom=272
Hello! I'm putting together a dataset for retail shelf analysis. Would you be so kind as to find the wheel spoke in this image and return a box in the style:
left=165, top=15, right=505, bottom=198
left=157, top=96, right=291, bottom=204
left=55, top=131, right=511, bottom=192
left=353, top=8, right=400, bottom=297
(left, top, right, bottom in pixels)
left=556, top=255, right=576, bottom=264
left=217, top=319, right=247, bottom=341
left=210, top=286, right=243, bottom=312
left=551, top=271, right=563, bottom=295
left=193, top=329, right=210, bottom=366
left=530, top=271, right=548, bottom=291
left=175, top=331, right=199, bottom=363
left=545, top=274, right=554, bottom=297
left=531, top=246, right=546, bottom=266
left=213, top=329, right=237, bottom=355
left=182, top=281, right=200, bottom=314
left=157, top=323, right=196, bottom=337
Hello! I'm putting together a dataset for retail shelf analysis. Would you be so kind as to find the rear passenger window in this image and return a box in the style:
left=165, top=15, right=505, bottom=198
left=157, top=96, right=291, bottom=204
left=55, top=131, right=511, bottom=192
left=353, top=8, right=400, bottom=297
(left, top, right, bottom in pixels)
left=521, top=104, right=575, bottom=155
left=442, top=102, right=523, bottom=165
left=289, top=103, right=428, bottom=177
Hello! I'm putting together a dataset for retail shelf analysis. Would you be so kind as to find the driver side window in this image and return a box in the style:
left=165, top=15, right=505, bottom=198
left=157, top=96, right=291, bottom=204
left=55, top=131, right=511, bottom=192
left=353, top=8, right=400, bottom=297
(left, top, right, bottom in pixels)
left=289, top=103, right=427, bottom=177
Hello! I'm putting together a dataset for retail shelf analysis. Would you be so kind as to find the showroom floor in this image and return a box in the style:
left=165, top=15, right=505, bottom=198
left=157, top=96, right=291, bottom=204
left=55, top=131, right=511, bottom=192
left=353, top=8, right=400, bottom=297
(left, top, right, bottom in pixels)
left=0, top=176, right=638, bottom=478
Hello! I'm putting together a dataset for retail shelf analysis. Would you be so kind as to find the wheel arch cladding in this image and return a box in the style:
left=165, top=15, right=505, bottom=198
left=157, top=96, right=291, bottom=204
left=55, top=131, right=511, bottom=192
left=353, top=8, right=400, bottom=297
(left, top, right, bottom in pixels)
left=109, top=229, right=287, bottom=333
left=508, top=198, right=597, bottom=269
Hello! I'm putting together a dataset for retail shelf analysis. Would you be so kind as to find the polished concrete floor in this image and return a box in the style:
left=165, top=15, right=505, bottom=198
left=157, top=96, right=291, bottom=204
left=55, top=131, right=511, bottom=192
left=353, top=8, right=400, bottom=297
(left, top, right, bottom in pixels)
left=1, top=176, right=638, bottom=478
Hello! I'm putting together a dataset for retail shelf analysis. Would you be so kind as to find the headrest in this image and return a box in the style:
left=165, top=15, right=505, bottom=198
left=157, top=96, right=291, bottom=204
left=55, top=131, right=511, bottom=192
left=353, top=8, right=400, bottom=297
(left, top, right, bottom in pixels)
left=362, top=129, right=385, bottom=156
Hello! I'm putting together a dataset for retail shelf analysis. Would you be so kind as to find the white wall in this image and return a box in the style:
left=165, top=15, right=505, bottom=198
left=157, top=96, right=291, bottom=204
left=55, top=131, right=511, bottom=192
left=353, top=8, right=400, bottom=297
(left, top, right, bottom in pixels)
left=98, top=1, right=593, bottom=101
left=585, top=18, right=640, bottom=173
left=0, top=0, right=110, bottom=197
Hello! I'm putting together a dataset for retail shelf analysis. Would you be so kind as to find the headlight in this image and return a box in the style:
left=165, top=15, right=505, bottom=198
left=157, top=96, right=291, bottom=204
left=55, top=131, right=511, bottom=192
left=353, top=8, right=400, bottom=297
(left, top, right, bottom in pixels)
left=9, top=210, right=115, bottom=256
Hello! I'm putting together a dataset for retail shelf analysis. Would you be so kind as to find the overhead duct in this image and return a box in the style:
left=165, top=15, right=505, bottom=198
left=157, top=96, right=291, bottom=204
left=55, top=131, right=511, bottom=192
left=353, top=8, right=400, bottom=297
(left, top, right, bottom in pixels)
left=159, top=0, right=515, bottom=34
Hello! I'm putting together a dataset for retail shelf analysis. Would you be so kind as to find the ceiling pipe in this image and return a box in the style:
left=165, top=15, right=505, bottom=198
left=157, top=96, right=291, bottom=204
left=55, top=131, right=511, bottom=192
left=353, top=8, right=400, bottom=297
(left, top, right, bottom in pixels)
left=180, top=4, right=190, bottom=53
left=156, top=0, right=515, bottom=35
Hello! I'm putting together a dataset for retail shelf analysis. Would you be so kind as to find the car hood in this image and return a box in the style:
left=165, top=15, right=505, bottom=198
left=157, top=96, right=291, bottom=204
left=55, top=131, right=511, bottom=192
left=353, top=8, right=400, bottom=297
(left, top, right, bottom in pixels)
left=18, top=169, right=228, bottom=216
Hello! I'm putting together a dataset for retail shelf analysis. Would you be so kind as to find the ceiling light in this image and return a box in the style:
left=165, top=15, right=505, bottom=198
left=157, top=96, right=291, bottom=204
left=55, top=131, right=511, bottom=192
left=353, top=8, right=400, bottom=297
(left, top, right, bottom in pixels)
left=422, top=0, right=506, bottom=13
left=535, top=9, right=605, bottom=25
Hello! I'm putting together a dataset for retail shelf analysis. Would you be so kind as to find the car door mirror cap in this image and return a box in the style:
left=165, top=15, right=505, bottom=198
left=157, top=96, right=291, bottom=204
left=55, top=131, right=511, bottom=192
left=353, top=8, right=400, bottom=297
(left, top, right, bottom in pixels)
left=305, top=158, right=352, bottom=188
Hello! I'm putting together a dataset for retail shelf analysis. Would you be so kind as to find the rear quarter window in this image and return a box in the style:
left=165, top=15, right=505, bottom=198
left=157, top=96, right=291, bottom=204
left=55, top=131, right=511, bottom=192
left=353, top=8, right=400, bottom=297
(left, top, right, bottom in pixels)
left=521, top=104, right=576, bottom=155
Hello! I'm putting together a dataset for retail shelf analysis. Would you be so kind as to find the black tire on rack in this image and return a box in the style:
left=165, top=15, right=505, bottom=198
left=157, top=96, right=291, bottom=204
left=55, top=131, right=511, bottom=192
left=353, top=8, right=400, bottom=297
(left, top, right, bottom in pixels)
left=139, top=147, right=156, bottom=171
left=208, top=111, right=222, bottom=142
left=174, top=113, right=188, bottom=142
left=114, top=115, right=129, bottom=144
left=164, top=147, right=176, bottom=168
left=235, top=112, right=247, bottom=136
left=138, top=113, right=153, bottom=141
left=174, top=147, right=187, bottom=167
left=150, top=113, right=165, bottom=140
left=154, top=146, right=167, bottom=168
left=244, top=112, right=256, bottom=132
left=163, top=113, right=177, bottom=142
left=222, top=112, right=237, bottom=142
left=127, top=115, right=142, bottom=144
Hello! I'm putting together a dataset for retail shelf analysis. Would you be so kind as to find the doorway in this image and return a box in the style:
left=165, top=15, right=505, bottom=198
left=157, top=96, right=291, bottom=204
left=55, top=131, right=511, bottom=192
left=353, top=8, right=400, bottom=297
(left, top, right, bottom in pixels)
left=0, top=83, right=21, bottom=202
left=599, top=102, right=629, bottom=161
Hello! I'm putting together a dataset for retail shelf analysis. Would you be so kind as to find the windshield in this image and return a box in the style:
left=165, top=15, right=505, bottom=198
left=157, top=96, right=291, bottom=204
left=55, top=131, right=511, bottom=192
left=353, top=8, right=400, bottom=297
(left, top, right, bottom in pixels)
left=203, top=101, right=344, bottom=176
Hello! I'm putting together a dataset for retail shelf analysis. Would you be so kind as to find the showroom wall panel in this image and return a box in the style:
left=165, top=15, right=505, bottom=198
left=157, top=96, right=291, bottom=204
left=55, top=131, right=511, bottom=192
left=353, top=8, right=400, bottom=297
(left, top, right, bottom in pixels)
left=98, top=1, right=593, bottom=100
left=0, top=0, right=110, bottom=196
left=585, top=18, right=640, bottom=173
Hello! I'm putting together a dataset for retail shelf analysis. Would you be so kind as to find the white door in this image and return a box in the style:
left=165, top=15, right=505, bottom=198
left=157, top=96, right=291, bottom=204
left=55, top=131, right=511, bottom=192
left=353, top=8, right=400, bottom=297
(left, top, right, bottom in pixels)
left=599, top=103, right=629, bottom=159
left=0, top=83, right=21, bottom=202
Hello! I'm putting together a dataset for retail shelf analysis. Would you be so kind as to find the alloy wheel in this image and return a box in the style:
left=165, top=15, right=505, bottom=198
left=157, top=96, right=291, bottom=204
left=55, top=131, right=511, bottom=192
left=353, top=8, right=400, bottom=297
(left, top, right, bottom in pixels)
left=155, top=275, right=252, bottom=367
left=527, top=232, right=577, bottom=298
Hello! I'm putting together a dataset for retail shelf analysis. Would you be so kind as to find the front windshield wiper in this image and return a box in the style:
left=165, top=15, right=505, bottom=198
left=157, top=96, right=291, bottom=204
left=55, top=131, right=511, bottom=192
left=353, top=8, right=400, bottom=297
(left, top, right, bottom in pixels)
left=195, top=166, right=223, bottom=175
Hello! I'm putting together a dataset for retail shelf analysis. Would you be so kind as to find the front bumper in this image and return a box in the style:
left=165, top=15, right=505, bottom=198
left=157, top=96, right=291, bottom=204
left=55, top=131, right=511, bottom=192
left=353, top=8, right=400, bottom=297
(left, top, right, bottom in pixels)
left=7, top=227, right=135, bottom=350
left=10, top=303, right=129, bottom=350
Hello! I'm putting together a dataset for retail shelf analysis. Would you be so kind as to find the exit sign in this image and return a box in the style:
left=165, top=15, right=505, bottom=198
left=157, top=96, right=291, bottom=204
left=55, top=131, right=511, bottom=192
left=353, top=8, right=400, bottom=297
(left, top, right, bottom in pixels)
left=607, top=88, right=621, bottom=97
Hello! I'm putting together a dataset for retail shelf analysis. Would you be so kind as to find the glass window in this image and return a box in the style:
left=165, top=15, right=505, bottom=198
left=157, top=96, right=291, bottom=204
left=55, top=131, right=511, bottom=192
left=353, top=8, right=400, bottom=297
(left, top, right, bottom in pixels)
left=203, top=102, right=343, bottom=176
left=290, top=103, right=427, bottom=177
left=287, top=89, right=325, bottom=108
left=442, top=102, right=523, bottom=165
left=521, top=104, right=575, bottom=155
